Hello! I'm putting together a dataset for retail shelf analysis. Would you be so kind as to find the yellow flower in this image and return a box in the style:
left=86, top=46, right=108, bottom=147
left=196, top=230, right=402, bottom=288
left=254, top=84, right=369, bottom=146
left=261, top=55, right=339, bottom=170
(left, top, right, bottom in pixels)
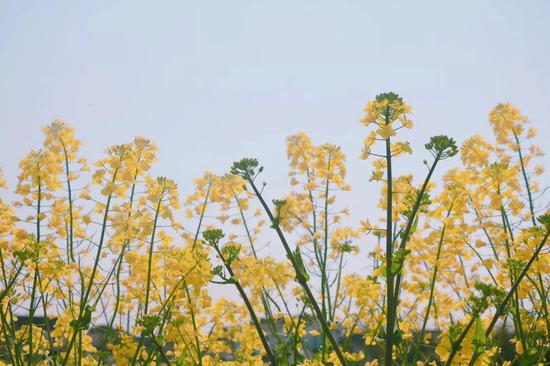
left=378, top=123, right=396, bottom=139
left=488, top=103, right=527, bottom=144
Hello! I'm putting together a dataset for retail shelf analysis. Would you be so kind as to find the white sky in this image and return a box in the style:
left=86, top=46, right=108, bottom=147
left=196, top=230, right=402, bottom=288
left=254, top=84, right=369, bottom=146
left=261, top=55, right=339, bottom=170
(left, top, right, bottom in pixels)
left=1, top=1, right=549, bottom=299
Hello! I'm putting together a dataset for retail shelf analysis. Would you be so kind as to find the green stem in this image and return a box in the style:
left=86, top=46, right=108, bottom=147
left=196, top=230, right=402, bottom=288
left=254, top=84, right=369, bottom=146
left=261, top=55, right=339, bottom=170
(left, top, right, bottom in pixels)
left=192, top=181, right=211, bottom=251
left=61, top=161, right=121, bottom=366
left=445, top=313, right=477, bottom=366
left=485, top=229, right=550, bottom=337
left=183, top=279, right=203, bottom=366
left=98, top=160, right=140, bottom=365
left=414, top=202, right=453, bottom=363
left=384, top=135, right=395, bottom=366
left=513, top=133, right=536, bottom=226
left=144, top=188, right=164, bottom=315
left=28, top=170, right=42, bottom=366
left=467, top=228, right=550, bottom=366
left=499, top=204, right=527, bottom=353
left=0, top=257, right=25, bottom=365
left=130, top=185, right=165, bottom=366
left=392, top=154, right=440, bottom=307
left=233, top=189, right=286, bottom=343
left=514, top=133, right=550, bottom=333
left=213, top=244, right=277, bottom=365
left=248, top=180, right=348, bottom=366
left=321, top=153, right=332, bottom=363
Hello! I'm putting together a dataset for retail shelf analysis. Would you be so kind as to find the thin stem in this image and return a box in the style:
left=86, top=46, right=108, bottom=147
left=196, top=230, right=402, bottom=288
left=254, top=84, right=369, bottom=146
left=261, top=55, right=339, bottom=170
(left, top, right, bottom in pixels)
left=445, top=313, right=477, bottom=366
left=514, top=132, right=550, bottom=332
left=485, top=229, right=550, bottom=337
left=248, top=179, right=348, bottom=366
left=144, top=187, right=164, bottom=315
left=28, top=169, right=42, bottom=366
left=212, top=244, right=277, bottom=365
left=384, top=134, right=395, bottom=366
left=61, top=161, right=121, bottom=366
left=500, top=204, right=527, bottom=352
left=466, top=228, right=550, bottom=366
left=414, top=202, right=454, bottom=363
left=99, top=158, right=140, bottom=365
left=183, top=279, right=203, bottom=366
left=192, top=181, right=211, bottom=251
left=232, top=189, right=287, bottom=343
left=392, top=154, right=440, bottom=306
left=321, top=152, right=332, bottom=363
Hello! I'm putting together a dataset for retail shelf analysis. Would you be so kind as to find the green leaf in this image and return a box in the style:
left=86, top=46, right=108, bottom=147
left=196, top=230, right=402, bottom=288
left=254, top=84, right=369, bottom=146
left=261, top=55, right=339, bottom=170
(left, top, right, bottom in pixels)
left=392, top=329, right=403, bottom=345
left=390, top=248, right=410, bottom=275
left=472, top=316, right=486, bottom=353
left=70, top=305, right=94, bottom=331
left=137, top=314, right=162, bottom=335
left=291, top=248, right=310, bottom=282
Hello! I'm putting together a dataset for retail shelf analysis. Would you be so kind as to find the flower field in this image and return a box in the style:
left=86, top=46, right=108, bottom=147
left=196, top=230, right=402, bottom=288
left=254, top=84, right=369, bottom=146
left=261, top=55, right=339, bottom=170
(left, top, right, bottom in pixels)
left=0, top=92, right=548, bottom=365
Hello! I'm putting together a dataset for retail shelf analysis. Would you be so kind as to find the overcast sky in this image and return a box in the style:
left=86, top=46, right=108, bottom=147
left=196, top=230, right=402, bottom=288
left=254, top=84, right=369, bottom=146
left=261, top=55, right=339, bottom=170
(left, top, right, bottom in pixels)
left=1, top=1, right=549, bottom=273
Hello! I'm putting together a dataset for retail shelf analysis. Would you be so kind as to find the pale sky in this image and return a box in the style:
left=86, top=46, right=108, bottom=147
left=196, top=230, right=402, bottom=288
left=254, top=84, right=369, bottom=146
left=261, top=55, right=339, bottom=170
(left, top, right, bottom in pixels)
left=1, top=1, right=549, bottom=274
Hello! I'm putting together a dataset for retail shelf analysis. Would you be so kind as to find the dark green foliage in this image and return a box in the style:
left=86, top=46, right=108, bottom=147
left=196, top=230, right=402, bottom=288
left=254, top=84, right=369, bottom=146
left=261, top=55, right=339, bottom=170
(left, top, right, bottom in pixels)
left=231, top=158, right=261, bottom=181
left=202, top=228, right=225, bottom=246
left=425, top=135, right=458, bottom=159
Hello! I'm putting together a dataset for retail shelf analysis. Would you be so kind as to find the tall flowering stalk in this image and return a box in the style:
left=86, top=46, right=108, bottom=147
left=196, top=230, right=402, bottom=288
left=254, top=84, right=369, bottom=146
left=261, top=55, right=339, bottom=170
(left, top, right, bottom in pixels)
left=231, top=158, right=350, bottom=366
left=281, top=133, right=356, bottom=363
left=360, top=92, right=457, bottom=365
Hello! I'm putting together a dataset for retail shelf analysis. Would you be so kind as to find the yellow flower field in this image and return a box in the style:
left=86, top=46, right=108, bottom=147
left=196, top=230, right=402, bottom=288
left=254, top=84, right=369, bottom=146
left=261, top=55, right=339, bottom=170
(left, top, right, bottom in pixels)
left=0, top=93, right=548, bottom=365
